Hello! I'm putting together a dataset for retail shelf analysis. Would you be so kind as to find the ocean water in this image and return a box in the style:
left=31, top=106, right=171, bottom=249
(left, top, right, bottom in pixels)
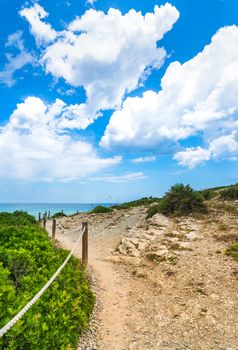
left=0, top=203, right=114, bottom=218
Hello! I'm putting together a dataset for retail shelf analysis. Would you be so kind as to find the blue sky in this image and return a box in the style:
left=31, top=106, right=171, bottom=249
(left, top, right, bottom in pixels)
left=0, top=0, right=238, bottom=203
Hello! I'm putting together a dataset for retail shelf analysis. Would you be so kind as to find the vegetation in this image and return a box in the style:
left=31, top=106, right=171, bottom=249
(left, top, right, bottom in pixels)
left=158, top=184, right=207, bottom=216
left=218, top=223, right=230, bottom=231
left=146, top=205, right=158, bottom=219
left=220, top=185, right=238, bottom=200
left=51, top=211, right=67, bottom=218
left=226, top=244, right=238, bottom=262
left=0, top=211, right=94, bottom=350
left=91, top=205, right=113, bottom=213
left=199, top=189, right=213, bottom=200
left=111, top=197, right=161, bottom=210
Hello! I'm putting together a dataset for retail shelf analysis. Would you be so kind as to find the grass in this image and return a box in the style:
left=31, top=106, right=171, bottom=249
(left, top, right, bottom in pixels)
left=226, top=244, right=238, bottom=262
left=218, top=223, right=230, bottom=231
left=223, top=204, right=238, bottom=214
left=167, top=256, right=178, bottom=265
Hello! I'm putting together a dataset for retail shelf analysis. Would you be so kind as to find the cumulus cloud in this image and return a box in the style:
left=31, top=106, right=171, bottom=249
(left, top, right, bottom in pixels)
left=0, top=31, right=34, bottom=87
left=91, top=172, right=147, bottom=183
left=175, top=132, right=238, bottom=168
left=0, top=97, right=121, bottom=180
left=131, top=156, right=156, bottom=163
left=20, top=3, right=179, bottom=128
left=19, top=4, right=57, bottom=45
left=101, top=26, right=238, bottom=166
left=173, top=147, right=211, bottom=168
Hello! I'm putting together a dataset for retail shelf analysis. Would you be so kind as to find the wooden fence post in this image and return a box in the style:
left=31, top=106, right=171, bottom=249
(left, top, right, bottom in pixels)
left=52, top=218, right=56, bottom=239
left=82, top=222, right=88, bottom=266
left=43, top=216, right=46, bottom=229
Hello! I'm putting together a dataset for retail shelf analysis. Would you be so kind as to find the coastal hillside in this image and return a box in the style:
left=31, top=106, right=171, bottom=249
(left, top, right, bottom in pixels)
left=49, top=183, right=238, bottom=350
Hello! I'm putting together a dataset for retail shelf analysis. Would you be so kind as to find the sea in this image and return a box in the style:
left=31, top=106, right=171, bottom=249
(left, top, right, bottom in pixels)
left=0, top=203, right=114, bottom=218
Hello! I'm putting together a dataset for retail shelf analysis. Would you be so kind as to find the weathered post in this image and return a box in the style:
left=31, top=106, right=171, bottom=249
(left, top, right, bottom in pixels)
left=52, top=218, right=56, bottom=239
left=82, top=222, right=88, bottom=266
left=38, top=212, right=41, bottom=221
left=43, top=216, right=46, bottom=229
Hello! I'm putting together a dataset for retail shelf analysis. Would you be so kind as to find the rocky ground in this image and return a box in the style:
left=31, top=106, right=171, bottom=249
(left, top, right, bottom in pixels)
left=46, top=201, right=238, bottom=350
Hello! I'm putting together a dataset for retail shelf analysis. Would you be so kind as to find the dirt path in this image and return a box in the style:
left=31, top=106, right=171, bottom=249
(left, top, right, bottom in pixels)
left=47, top=208, right=151, bottom=350
left=46, top=206, right=238, bottom=350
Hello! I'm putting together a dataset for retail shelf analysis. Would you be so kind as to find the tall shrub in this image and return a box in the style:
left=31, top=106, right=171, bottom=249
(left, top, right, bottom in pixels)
left=158, top=184, right=207, bottom=216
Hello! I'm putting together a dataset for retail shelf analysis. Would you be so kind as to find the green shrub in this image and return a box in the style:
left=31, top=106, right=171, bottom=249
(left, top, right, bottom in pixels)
left=200, top=189, right=213, bottom=200
left=220, top=185, right=238, bottom=200
left=0, top=211, right=36, bottom=226
left=91, top=205, right=113, bottom=213
left=146, top=205, right=158, bottom=219
left=51, top=212, right=67, bottom=218
left=0, top=212, right=94, bottom=350
left=158, top=184, right=207, bottom=216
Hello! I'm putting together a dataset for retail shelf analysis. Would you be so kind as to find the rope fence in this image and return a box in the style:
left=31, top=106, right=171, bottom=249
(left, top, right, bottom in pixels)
left=0, top=221, right=88, bottom=338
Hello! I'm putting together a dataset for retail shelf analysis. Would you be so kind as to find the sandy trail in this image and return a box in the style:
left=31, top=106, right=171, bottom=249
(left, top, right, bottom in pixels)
left=47, top=208, right=148, bottom=350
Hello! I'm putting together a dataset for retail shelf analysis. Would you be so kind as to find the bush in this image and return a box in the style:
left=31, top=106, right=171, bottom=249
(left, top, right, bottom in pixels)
left=0, top=211, right=36, bottom=226
left=91, top=205, right=113, bottom=213
left=51, top=211, right=67, bottom=218
left=220, top=185, right=238, bottom=200
left=158, top=184, right=207, bottom=216
left=146, top=205, right=158, bottom=219
left=0, top=212, right=94, bottom=350
left=200, top=189, right=213, bottom=200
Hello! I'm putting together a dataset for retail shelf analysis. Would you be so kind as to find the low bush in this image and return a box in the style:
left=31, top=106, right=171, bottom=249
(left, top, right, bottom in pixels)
left=51, top=211, right=67, bottom=218
left=158, top=184, right=207, bottom=216
left=91, top=205, right=113, bottom=213
left=0, top=211, right=36, bottom=226
left=146, top=205, right=158, bottom=219
left=199, top=189, right=213, bottom=200
left=220, top=185, right=238, bottom=200
left=0, top=211, right=94, bottom=350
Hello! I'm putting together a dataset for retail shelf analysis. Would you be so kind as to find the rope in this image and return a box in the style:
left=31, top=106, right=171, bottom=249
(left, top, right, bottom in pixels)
left=0, top=226, right=86, bottom=338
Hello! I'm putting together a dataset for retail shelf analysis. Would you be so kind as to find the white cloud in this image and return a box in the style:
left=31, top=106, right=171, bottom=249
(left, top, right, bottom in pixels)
left=6, top=31, right=24, bottom=51
left=131, top=156, right=156, bottom=163
left=174, top=132, right=238, bottom=168
left=0, top=97, right=121, bottom=180
left=209, top=132, right=238, bottom=160
left=91, top=172, right=147, bottom=183
left=20, top=3, right=179, bottom=128
left=173, top=147, right=211, bottom=168
left=86, top=0, right=98, bottom=5
left=19, top=4, right=57, bottom=45
left=101, top=26, right=238, bottom=166
left=0, top=31, right=34, bottom=87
